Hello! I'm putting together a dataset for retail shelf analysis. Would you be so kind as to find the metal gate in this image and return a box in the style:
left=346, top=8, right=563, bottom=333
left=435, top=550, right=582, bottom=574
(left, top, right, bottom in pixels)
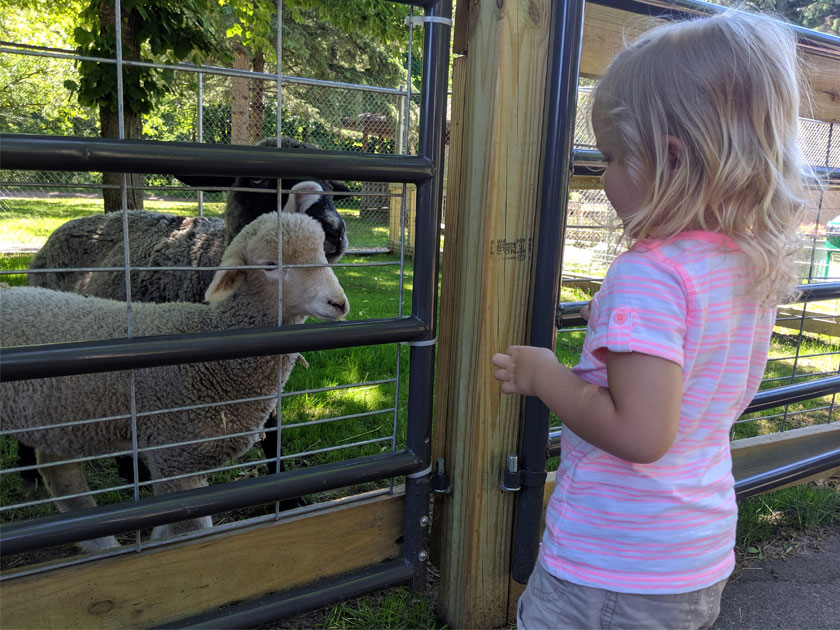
left=509, top=0, right=840, bottom=586
left=0, top=0, right=451, bottom=625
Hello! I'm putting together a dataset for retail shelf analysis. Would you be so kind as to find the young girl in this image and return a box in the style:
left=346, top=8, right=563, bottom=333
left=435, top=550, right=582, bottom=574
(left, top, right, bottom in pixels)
left=493, top=9, right=815, bottom=630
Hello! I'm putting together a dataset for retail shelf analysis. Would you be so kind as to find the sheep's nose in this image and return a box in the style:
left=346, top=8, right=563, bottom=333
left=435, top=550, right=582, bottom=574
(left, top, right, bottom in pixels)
left=329, top=299, right=347, bottom=314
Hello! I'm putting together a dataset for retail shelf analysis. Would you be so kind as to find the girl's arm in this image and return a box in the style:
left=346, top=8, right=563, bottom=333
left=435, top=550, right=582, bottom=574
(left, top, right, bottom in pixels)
left=492, top=346, right=682, bottom=463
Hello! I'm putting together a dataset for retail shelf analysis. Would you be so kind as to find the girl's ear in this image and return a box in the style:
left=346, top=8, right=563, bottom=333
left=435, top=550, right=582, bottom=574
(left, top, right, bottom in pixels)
left=205, top=256, right=247, bottom=302
left=666, top=135, right=684, bottom=167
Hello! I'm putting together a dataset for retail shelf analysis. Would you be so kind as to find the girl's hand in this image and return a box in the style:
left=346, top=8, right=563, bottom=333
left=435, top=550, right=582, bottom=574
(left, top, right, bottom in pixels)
left=580, top=301, right=591, bottom=322
left=492, top=345, right=558, bottom=397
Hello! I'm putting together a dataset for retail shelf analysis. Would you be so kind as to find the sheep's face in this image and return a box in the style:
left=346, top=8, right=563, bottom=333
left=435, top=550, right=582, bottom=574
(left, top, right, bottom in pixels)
left=282, top=181, right=349, bottom=262
left=205, top=213, right=349, bottom=322
left=227, top=176, right=348, bottom=263
left=277, top=265, right=349, bottom=322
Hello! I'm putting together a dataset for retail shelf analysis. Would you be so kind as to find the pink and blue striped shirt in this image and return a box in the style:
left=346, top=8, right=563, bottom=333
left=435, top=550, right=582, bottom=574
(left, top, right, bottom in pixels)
left=541, top=231, right=776, bottom=594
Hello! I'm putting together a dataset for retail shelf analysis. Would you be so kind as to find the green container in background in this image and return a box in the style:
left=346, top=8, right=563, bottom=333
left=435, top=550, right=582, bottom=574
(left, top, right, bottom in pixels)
left=825, top=214, right=840, bottom=280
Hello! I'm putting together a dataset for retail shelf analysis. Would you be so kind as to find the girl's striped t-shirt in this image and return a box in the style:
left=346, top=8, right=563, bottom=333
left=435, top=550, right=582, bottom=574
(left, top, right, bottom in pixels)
left=540, top=231, right=776, bottom=594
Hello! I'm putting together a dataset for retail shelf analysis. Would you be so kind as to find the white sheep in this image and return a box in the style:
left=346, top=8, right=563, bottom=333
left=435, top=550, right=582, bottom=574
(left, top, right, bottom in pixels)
left=24, top=182, right=336, bottom=484
left=1, top=212, right=349, bottom=552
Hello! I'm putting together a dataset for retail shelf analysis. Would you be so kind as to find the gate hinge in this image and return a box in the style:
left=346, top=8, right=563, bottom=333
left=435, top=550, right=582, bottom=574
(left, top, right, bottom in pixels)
left=500, top=455, right=547, bottom=493
left=431, top=457, right=452, bottom=494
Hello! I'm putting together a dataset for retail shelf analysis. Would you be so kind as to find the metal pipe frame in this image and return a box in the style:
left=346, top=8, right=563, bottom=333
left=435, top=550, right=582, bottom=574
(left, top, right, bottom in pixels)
left=400, top=0, right=452, bottom=591
left=0, top=134, right=432, bottom=184
left=511, top=0, right=587, bottom=585
left=557, top=283, right=840, bottom=329
left=547, top=376, right=840, bottom=459
left=1, top=317, right=426, bottom=382
left=1, top=1, right=451, bottom=624
left=735, top=448, right=840, bottom=500
left=0, top=450, right=422, bottom=556
left=744, top=375, right=840, bottom=414
left=573, top=148, right=840, bottom=188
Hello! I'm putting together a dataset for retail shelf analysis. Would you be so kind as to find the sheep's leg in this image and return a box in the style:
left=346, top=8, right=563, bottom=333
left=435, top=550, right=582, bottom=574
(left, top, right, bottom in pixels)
left=260, top=411, right=308, bottom=510
left=146, top=471, right=213, bottom=542
left=36, top=450, right=121, bottom=552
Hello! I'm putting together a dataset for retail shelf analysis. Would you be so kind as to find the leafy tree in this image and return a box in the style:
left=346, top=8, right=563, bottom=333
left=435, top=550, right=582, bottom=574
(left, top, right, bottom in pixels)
left=66, top=0, right=226, bottom=210
left=713, top=0, right=839, bottom=35
left=216, top=1, right=415, bottom=146
left=0, top=2, right=96, bottom=136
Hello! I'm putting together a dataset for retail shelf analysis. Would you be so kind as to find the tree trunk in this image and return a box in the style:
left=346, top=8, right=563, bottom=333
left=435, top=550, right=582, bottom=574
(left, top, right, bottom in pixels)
left=99, top=1, right=144, bottom=212
left=231, top=40, right=251, bottom=145
left=250, top=50, right=265, bottom=143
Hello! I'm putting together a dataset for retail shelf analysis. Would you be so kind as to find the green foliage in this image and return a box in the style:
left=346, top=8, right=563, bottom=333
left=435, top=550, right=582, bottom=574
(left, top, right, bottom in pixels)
left=285, top=0, right=412, bottom=48
left=737, top=482, right=840, bottom=552
left=0, top=2, right=98, bottom=135
left=218, top=0, right=277, bottom=55
left=67, top=0, right=227, bottom=115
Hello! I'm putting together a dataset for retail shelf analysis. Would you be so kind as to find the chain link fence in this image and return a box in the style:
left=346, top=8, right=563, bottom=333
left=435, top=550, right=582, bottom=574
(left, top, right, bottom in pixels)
left=1, top=22, right=427, bottom=254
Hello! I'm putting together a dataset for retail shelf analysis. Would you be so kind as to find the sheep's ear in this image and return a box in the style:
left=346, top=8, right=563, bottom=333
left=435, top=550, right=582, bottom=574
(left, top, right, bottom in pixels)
left=174, top=174, right=237, bottom=189
left=282, top=181, right=324, bottom=214
left=328, top=180, right=352, bottom=195
left=205, top=257, right=246, bottom=302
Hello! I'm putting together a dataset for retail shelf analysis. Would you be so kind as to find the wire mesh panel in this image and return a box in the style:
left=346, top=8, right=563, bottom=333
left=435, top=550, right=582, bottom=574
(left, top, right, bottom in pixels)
left=0, top=0, right=433, bottom=575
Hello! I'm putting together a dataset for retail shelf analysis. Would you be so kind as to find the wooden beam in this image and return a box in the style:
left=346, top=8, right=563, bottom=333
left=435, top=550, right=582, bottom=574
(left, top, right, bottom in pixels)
left=730, top=422, right=840, bottom=490
left=452, top=0, right=471, bottom=55
left=579, top=3, right=840, bottom=123
left=0, top=492, right=404, bottom=629
left=775, top=307, right=840, bottom=337
left=430, top=54, right=467, bottom=569
left=431, top=0, right=554, bottom=627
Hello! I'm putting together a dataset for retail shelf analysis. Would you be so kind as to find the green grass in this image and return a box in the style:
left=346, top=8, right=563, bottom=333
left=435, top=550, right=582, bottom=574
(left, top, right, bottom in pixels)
left=736, top=481, right=840, bottom=558
left=0, top=195, right=390, bottom=253
left=316, top=587, right=443, bottom=630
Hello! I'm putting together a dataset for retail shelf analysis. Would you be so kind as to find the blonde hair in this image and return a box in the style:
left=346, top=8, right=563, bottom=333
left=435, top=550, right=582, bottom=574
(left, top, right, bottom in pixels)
left=591, top=10, right=817, bottom=304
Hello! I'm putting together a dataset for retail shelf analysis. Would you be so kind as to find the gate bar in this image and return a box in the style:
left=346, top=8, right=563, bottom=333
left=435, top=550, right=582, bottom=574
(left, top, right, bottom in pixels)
left=557, top=283, right=840, bottom=329
left=0, top=134, right=433, bottom=184
left=0, top=449, right=422, bottom=556
left=744, top=374, right=840, bottom=414
left=0, top=316, right=427, bottom=382
left=735, top=447, right=840, bottom=499
left=401, top=0, right=452, bottom=590
left=511, top=0, right=586, bottom=585
left=572, top=148, right=840, bottom=187
left=548, top=375, right=840, bottom=458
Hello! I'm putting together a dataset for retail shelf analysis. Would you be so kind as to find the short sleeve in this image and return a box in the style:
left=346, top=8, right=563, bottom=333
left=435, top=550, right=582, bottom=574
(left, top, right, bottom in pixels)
left=585, top=250, right=689, bottom=368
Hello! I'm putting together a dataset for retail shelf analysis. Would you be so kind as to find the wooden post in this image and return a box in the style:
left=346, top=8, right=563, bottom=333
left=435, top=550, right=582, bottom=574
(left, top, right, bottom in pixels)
left=577, top=3, right=840, bottom=123
left=431, top=1, right=553, bottom=626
